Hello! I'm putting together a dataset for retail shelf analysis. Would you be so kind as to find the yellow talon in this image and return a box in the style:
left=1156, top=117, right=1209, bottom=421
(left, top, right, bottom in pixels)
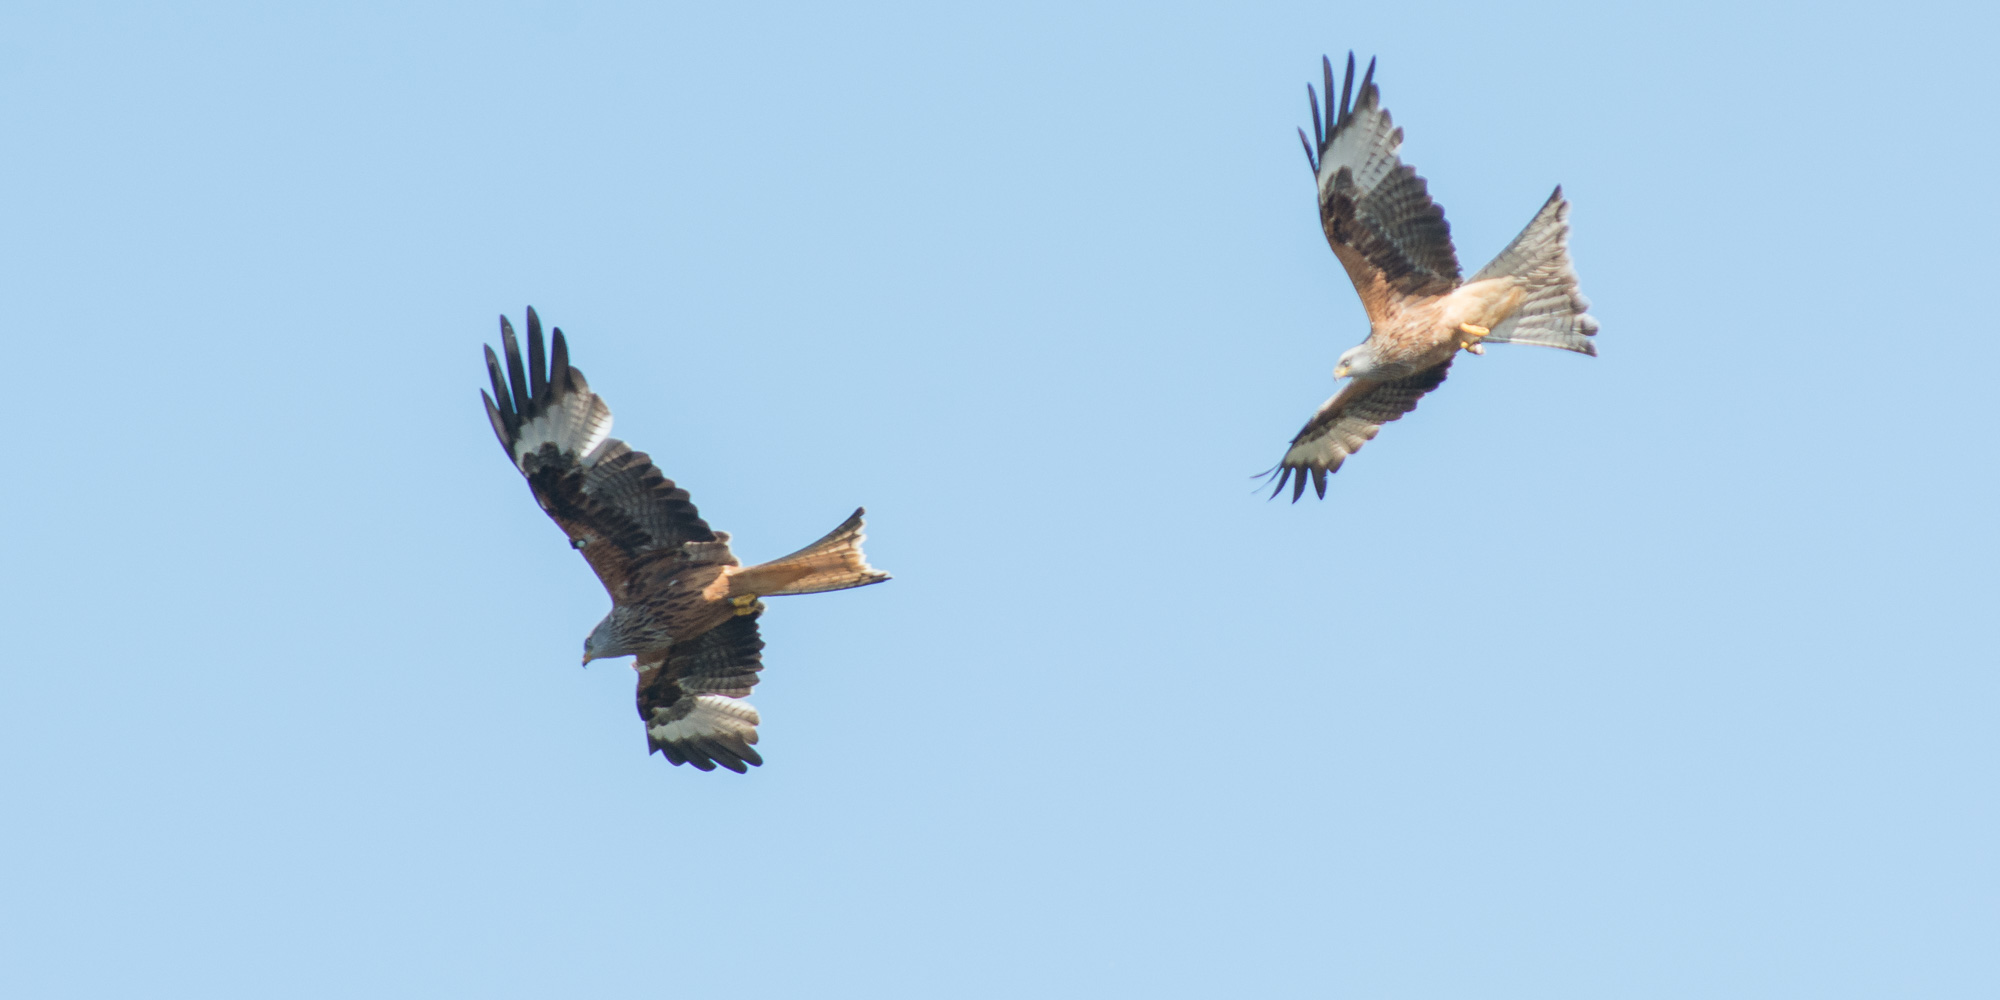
left=731, top=594, right=759, bottom=615
left=1458, top=323, right=1489, bottom=354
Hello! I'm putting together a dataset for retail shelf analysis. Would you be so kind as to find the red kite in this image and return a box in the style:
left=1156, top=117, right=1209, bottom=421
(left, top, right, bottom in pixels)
left=482, top=309, right=888, bottom=771
left=1270, top=54, right=1598, bottom=499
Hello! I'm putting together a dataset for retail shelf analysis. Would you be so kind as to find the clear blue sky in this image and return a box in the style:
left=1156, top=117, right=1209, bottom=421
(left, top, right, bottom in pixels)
left=3, top=2, right=1995, bottom=997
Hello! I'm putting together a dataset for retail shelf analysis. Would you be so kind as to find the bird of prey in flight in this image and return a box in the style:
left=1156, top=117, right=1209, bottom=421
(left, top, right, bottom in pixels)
left=1268, top=53, right=1598, bottom=500
left=480, top=309, right=889, bottom=772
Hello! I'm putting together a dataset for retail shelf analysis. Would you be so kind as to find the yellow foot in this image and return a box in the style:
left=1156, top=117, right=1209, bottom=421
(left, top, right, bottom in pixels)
left=1458, top=323, right=1489, bottom=354
left=730, top=594, right=760, bottom=616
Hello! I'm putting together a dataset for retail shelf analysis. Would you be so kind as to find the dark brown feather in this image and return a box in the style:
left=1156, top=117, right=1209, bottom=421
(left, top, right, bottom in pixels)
left=526, top=308, right=547, bottom=402
left=1306, top=84, right=1323, bottom=153
left=502, top=319, right=530, bottom=424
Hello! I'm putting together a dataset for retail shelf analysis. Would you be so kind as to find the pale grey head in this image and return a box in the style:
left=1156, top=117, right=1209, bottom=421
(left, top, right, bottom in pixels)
left=582, top=605, right=649, bottom=666
left=1334, top=343, right=1379, bottom=380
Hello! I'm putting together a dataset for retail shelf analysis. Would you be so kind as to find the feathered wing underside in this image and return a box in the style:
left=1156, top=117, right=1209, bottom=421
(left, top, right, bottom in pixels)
left=728, top=508, right=891, bottom=598
left=1470, top=188, right=1600, bottom=355
left=1300, top=54, right=1461, bottom=314
left=1268, top=359, right=1453, bottom=500
left=481, top=309, right=716, bottom=598
left=635, top=615, right=767, bottom=772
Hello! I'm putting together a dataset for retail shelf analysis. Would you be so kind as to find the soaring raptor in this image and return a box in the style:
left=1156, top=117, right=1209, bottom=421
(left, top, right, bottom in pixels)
left=481, top=309, right=889, bottom=772
left=1268, top=53, right=1598, bottom=499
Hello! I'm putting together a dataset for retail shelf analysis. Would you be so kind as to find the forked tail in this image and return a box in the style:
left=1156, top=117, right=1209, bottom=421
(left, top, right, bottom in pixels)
left=1470, top=187, right=1599, bottom=355
left=727, top=508, right=891, bottom=597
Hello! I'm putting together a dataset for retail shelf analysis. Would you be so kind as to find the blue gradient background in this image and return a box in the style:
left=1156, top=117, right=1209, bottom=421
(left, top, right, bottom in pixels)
left=3, top=2, right=1995, bottom=996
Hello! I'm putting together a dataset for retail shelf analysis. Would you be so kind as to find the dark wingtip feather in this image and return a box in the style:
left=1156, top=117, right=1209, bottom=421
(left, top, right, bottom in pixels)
left=1290, top=467, right=1307, bottom=503
left=480, top=390, right=512, bottom=455
left=1325, top=55, right=1339, bottom=135
left=525, top=307, right=548, bottom=403
left=697, top=739, right=748, bottom=774
left=482, top=344, right=511, bottom=421
left=1258, top=465, right=1284, bottom=500
left=1311, top=467, right=1328, bottom=499
left=1338, top=53, right=1354, bottom=126
left=1359, top=56, right=1376, bottom=106
left=1298, top=128, right=1316, bottom=173
left=501, top=317, right=530, bottom=426
left=1306, top=83, right=1323, bottom=152
left=549, top=327, right=570, bottom=390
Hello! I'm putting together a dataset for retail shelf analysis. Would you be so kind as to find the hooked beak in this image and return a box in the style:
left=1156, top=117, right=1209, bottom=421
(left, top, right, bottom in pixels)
left=1333, top=365, right=1350, bottom=378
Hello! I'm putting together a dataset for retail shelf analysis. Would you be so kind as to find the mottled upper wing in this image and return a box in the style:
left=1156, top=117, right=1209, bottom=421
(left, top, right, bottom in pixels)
left=1267, top=359, right=1452, bottom=500
left=481, top=308, right=717, bottom=600
left=635, top=613, right=767, bottom=773
left=1299, top=54, right=1461, bottom=315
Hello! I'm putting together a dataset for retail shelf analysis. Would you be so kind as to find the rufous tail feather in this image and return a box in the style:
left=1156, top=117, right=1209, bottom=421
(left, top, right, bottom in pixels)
left=726, top=508, right=890, bottom=597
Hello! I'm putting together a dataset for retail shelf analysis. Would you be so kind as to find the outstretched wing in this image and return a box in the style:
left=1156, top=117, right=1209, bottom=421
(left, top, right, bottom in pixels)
left=1299, top=53, right=1461, bottom=316
left=635, top=614, right=767, bottom=773
left=1267, top=359, right=1452, bottom=500
left=481, top=308, right=719, bottom=600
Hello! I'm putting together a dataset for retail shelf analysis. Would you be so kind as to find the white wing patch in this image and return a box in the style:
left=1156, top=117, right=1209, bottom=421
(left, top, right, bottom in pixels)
left=512, top=385, right=614, bottom=469
left=648, top=695, right=761, bottom=746
left=1317, top=89, right=1402, bottom=199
